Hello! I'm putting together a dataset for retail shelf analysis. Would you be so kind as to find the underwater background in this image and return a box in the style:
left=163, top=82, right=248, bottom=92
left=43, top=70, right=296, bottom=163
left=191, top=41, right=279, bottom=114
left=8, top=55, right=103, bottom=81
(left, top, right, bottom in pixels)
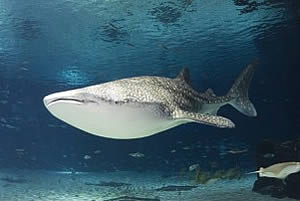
left=0, top=0, right=300, bottom=200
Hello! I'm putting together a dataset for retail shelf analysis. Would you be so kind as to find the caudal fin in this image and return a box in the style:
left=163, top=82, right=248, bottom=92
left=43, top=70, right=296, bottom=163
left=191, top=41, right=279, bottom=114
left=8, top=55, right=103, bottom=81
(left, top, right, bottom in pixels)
left=227, top=62, right=257, bottom=117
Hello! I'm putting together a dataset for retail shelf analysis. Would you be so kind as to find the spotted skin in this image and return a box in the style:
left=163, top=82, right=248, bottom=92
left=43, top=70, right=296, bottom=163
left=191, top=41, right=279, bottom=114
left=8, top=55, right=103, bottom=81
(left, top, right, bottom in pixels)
left=82, top=62, right=256, bottom=128
left=173, top=110, right=235, bottom=128
left=44, top=62, right=257, bottom=139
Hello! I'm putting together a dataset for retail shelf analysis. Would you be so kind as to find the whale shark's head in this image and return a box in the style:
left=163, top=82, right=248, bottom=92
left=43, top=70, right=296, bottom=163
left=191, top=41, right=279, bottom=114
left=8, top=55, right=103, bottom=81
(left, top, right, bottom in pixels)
left=43, top=89, right=105, bottom=134
left=44, top=90, right=91, bottom=109
left=43, top=87, right=175, bottom=139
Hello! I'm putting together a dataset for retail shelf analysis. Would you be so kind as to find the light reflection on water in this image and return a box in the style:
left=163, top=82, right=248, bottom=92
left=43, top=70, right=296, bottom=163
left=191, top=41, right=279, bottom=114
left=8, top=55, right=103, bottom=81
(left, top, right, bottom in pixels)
left=0, top=0, right=296, bottom=85
left=58, top=65, right=91, bottom=86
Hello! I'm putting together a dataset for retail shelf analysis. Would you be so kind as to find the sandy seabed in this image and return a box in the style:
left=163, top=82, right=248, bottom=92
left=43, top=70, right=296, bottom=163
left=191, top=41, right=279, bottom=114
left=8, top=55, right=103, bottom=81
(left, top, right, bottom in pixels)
left=0, top=169, right=296, bottom=201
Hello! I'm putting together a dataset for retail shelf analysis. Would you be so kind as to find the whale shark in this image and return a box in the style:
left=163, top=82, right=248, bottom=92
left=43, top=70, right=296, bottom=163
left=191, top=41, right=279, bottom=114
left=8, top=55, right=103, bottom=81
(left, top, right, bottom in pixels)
left=43, top=62, right=257, bottom=139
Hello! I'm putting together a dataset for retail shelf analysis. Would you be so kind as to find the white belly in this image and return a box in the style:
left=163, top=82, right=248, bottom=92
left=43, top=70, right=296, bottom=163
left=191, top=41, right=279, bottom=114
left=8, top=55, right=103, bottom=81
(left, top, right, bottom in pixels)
left=47, top=101, right=185, bottom=139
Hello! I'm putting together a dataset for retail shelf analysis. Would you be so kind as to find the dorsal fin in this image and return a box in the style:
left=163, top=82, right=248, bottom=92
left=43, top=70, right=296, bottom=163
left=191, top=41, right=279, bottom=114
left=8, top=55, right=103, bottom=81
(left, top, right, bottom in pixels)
left=204, top=88, right=216, bottom=97
left=176, top=67, right=190, bottom=84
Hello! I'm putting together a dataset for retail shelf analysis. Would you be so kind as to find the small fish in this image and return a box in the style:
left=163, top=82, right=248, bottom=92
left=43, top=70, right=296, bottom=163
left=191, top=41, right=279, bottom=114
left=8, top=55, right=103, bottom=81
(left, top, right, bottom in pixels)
left=94, top=150, right=102, bottom=154
left=210, top=161, right=218, bottom=168
left=248, top=162, right=300, bottom=180
left=4, top=124, right=17, bottom=129
left=205, top=178, right=220, bottom=185
left=54, top=171, right=88, bottom=175
left=20, top=67, right=29, bottom=71
left=281, top=140, right=292, bottom=145
left=128, top=152, right=145, bottom=158
left=227, top=148, right=248, bottom=154
left=0, top=118, right=7, bottom=123
left=83, top=155, right=92, bottom=160
left=15, top=149, right=25, bottom=152
left=22, top=61, right=29, bottom=65
left=160, top=44, right=169, bottom=50
left=0, top=100, right=8, bottom=104
left=59, top=125, right=67, bottom=128
left=182, top=146, right=191, bottom=150
left=126, top=42, right=135, bottom=47
left=189, top=164, right=199, bottom=171
left=109, top=23, right=119, bottom=30
left=1, top=90, right=9, bottom=95
left=170, top=149, right=176, bottom=153
left=30, top=156, right=37, bottom=161
left=263, top=153, right=275, bottom=158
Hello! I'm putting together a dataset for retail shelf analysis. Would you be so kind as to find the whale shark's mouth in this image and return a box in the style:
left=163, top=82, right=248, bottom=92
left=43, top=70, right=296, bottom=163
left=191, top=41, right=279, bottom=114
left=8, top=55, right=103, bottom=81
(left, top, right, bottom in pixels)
left=45, top=98, right=84, bottom=107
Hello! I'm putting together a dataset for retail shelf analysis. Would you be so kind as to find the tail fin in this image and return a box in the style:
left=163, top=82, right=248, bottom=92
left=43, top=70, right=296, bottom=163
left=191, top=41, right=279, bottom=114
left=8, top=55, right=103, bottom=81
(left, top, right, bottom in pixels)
left=227, top=62, right=257, bottom=117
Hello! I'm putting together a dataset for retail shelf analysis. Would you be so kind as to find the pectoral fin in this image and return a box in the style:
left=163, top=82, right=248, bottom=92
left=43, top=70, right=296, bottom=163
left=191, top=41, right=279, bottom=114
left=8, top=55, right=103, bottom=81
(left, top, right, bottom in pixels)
left=174, top=111, right=235, bottom=128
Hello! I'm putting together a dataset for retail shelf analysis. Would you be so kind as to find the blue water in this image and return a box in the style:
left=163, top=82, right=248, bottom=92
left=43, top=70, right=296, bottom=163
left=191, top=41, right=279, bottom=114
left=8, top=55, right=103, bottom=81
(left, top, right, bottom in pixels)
left=0, top=0, right=299, bottom=174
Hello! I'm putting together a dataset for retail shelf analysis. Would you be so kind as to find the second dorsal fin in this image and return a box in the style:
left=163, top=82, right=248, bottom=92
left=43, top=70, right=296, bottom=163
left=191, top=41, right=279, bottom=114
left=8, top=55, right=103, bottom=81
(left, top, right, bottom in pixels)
left=204, top=88, right=216, bottom=97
